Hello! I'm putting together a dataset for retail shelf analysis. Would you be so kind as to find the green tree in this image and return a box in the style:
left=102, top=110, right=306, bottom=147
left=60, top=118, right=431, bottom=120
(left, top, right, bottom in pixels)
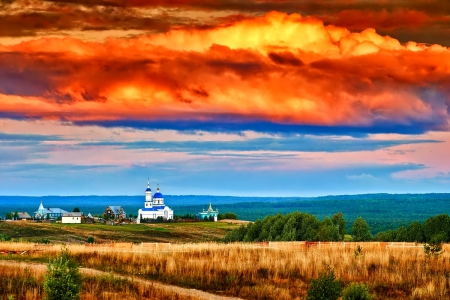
left=44, top=247, right=82, bottom=300
left=224, top=225, right=247, bottom=242
left=332, top=212, right=346, bottom=240
left=406, top=222, right=424, bottom=242
left=243, top=219, right=262, bottom=242
left=318, top=217, right=340, bottom=241
left=352, top=217, right=373, bottom=242
left=281, top=214, right=298, bottom=241
left=306, top=268, right=342, bottom=300
left=423, top=215, right=450, bottom=243
left=299, top=214, right=321, bottom=241
left=223, top=212, right=237, bottom=220
left=5, top=212, right=13, bottom=220
left=72, top=208, right=80, bottom=213
left=13, top=211, right=19, bottom=220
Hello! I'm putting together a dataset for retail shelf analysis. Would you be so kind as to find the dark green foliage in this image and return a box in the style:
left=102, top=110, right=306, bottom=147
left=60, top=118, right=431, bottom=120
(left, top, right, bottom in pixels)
left=423, top=214, right=450, bottom=242
left=376, top=214, right=450, bottom=243
left=317, top=217, right=340, bottom=241
left=5, top=212, right=13, bottom=220
left=174, top=213, right=196, bottom=220
left=306, top=268, right=342, bottom=300
left=224, top=211, right=347, bottom=242
left=243, top=219, right=262, bottom=242
left=0, top=233, right=11, bottom=241
left=332, top=212, right=346, bottom=240
left=73, top=208, right=80, bottom=212
left=44, top=247, right=82, bottom=300
left=41, top=238, right=51, bottom=244
left=342, top=283, right=373, bottom=300
left=352, top=217, right=373, bottom=242
left=87, top=236, right=95, bottom=244
left=223, top=225, right=247, bottom=242
left=222, top=212, right=238, bottom=220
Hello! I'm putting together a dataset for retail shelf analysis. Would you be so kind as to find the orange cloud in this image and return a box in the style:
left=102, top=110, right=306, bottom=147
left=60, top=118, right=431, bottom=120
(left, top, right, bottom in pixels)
left=0, top=11, right=449, bottom=133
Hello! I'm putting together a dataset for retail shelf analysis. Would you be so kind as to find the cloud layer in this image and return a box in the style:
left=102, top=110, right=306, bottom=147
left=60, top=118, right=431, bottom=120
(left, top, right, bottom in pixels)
left=0, top=11, right=449, bottom=135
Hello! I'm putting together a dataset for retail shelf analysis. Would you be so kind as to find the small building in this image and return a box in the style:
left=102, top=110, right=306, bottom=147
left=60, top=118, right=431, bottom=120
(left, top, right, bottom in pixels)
left=17, top=212, right=32, bottom=220
left=34, top=201, right=68, bottom=220
left=103, top=206, right=126, bottom=220
left=137, top=181, right=174, bottom=223
left=62, top=212, right=84, bottom=224
left=8, top=212, right=32, bottom=221
left=85, top=213, right=95, bottom=224
left=197, top=203, right=219, bottom=222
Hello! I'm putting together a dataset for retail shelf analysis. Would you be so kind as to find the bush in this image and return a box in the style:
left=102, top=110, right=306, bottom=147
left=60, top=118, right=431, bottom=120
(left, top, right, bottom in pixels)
left=87, top=236, right=95, bottom=244
left=0, top=233, right=11, bottom=242
left=306, top=268, right=342, bottom=300
left=44, top=247, right=82, bottom=300
left=342, top=283, right=373, bottom=300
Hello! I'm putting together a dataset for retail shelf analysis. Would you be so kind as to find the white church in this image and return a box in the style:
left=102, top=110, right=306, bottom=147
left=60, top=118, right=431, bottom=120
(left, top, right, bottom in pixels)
left=137, top=180, right=173, bottom=223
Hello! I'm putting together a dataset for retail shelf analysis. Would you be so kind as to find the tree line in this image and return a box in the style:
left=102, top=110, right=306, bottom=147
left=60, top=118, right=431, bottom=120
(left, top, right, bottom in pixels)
left=375, top=214, right=450, bottom=244
left=224, top=211, right=450, bottom=243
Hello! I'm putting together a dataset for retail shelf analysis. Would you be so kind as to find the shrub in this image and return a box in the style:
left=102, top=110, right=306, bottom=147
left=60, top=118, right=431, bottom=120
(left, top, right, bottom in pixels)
left=306, top=268, right=342, bottom=300
left=43, top=247, right=82, bottom=300
left=342, top=283, right=373, bottom=300
left=424, top=242, right=444, bottom=258
left=0, top=233, right=11, bottom=242
left=87, top=236, right=95, bottom=244
left=41, top=238, right=51, bottom=244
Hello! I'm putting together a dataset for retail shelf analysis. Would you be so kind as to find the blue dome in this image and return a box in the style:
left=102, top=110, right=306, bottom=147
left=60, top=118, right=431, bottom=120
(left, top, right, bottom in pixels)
left=153, top=192, right=163, bottom=198
left=146, top=188, right=152, bottom=192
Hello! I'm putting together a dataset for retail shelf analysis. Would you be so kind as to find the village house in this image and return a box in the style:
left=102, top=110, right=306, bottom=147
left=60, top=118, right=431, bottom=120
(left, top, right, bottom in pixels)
left=34, top=201, right=68, bottom=220
left=85, top=213, right=95, bottom=224
left=103, top=206, right=126, bottom=220
left=7, top=212, right=32, bottom=221
left=61, top=212, right=84, bottom=224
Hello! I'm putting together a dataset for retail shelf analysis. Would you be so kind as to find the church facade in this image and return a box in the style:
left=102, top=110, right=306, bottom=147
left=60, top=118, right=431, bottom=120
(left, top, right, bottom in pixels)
left=197, top=203, right=219, bottom=222
left=137, top=181, right=173, bottom=223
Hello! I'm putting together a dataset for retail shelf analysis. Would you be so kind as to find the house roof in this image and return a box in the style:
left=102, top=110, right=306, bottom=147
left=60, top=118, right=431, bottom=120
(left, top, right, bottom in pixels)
left=17, top=212, right=32, bottom=219
left=62, top=212, right=83, bottom=217
left=106, top=206, right=125, bottom=215
left=48, top=208, right=68, bottom=214
left=34, top=207, right=68, bottom=215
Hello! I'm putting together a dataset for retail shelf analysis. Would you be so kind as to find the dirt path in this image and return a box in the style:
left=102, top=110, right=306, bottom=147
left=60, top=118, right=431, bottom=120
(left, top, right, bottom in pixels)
left=0, top=260, right=243, bottom=300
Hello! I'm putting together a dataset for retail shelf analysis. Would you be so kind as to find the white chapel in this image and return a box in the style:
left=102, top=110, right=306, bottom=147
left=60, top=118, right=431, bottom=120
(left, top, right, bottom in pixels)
left=137, top=180, right=173, bottom=223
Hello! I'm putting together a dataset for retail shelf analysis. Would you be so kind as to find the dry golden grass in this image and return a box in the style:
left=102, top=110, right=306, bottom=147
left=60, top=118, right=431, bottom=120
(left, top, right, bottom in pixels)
left=1, top=241, right=449, bottom=299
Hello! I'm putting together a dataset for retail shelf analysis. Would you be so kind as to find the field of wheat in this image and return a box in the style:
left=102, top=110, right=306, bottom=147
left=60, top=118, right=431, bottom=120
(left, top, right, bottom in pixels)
left=1, top=241, right=449, bottom=299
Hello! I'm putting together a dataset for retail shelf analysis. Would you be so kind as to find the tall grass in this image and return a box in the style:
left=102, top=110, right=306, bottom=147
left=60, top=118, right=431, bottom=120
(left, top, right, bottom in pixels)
left=1, top=242, right=449, bottom=299
left=0, top=254, right=195, bottom=300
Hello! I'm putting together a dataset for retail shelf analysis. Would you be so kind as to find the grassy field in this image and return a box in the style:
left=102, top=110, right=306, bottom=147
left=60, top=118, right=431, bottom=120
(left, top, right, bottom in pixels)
left=0, top=220, right=239, bottom=244
left=1, top=241, right=449, bottom=299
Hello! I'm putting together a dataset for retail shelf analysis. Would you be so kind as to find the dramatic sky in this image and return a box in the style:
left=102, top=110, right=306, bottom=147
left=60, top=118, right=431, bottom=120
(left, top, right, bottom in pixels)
left=1, top=0, right=450, bottom=196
